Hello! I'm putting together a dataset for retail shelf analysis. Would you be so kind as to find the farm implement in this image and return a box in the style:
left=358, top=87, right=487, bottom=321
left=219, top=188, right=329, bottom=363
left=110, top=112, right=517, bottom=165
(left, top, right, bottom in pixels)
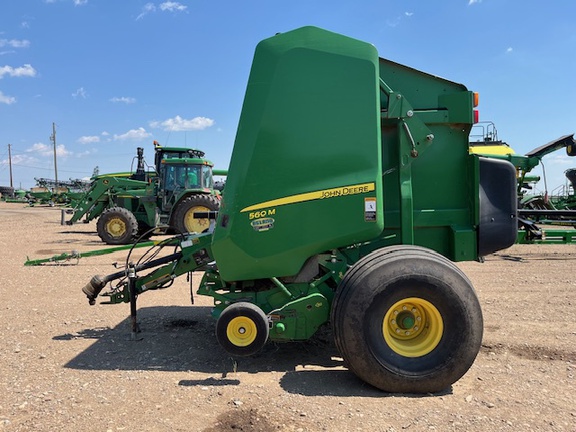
left=77, top=27, right=519, bottom=393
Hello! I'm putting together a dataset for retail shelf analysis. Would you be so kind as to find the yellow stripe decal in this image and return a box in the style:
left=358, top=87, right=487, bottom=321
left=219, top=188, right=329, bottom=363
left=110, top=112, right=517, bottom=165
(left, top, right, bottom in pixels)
left=241, top=182, right=375, bottom=213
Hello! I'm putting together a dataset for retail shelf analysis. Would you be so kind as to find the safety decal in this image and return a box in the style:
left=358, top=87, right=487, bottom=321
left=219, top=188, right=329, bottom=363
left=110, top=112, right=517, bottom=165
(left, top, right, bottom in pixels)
left=365, top=197, right=376, bottom=222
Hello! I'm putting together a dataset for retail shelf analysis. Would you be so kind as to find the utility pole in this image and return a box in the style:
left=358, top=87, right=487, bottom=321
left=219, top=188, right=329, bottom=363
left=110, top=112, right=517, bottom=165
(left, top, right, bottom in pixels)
left=8, top=143, right=13, bottom=188
left=50, top=122, right=58, bottom=191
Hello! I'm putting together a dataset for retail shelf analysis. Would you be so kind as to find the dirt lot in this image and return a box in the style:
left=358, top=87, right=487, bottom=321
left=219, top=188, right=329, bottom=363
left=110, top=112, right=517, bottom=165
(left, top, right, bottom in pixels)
left=0, top=202, right=575, bottom=431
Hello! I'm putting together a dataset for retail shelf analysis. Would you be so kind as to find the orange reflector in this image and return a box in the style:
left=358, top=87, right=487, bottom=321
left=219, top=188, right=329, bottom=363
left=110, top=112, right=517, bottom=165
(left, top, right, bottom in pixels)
left=473, top=110, right=479, bottom=123
left=473, top=92, right=479, bottom=107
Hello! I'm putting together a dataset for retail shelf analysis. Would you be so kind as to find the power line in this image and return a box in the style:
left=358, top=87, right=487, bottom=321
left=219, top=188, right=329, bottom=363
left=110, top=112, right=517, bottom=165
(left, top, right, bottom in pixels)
left=0, top=161, right=90, bottom=175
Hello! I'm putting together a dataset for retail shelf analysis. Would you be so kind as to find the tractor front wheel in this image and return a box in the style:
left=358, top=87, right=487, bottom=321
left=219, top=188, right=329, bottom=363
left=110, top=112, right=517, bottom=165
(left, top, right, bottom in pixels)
left=96, top=207, right=139, bottom=245
left=331, top=245, right=483, bottom=393
left=216, top=302, right=269, bottom=357
left=172, top=194, right=220, bottom=235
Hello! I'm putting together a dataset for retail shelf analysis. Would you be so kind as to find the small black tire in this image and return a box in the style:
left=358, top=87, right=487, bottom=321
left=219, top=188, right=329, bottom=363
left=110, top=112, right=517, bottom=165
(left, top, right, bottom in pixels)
left=216, top=302, right=269, bottom=357
left=332, top=245, right=483, bottom=393
left=172, top=194, right=220, bottom=235
left=96, top=207, right=139, bottom=245
left=0, top=186, right=15, bottom=198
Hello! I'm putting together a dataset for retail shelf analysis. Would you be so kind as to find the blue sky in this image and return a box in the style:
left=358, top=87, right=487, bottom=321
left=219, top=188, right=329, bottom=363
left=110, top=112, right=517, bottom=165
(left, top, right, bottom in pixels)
left=1, top=0, right=575, bottom=192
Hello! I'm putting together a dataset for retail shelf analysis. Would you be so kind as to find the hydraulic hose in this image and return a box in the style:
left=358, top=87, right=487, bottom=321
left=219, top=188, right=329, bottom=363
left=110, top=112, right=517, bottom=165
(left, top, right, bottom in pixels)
left=81, top=251, right=182, bottom=305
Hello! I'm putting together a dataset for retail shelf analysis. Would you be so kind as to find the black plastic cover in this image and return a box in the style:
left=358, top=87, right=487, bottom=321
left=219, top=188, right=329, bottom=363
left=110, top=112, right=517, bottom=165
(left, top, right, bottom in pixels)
left=478, top=157, right=517, bottom=256
left=566, top=168, right=576, bottom=189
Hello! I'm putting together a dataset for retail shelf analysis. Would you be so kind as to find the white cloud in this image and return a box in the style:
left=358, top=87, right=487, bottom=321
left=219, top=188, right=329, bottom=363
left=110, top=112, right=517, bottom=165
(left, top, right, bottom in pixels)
left=149, top=115, right=215, bottom=132
left=72, top=87, right=87, bottom=99
left=137, top=1, right=187, bottom=19
left=159, top=1, right=187, bottom=12
left=543, top=154, right=575, bottom=169
left=468, top=0, right=482, bottom=4
left=0, top=90, right=16, bottom=104
left=113, top=127, right=151, bottom=141
left=7, top=153, right=34, bottom=165
left=405, top=12, right=413, bottom=17
left=386, top=17, right=401, bottom=28
left=0, top=39, right=30, bottom=48
left=77, top=135, right=100, bottom=144
left=110, top=96, right=136, bottom=104
left=56, top=144, right=70, bottom=157
left=75, top=148, right=98, bottom=158
left=0, top=64, right=37, bottom=79
left=506, top=47, right=513, bottom=53
left=28, top=143, right=49, bottom=153
left=27, top=142, right=71, bottom=157
left=137, top=3, right=156, bottom=20
left=44, top=0, right=87, bottom=4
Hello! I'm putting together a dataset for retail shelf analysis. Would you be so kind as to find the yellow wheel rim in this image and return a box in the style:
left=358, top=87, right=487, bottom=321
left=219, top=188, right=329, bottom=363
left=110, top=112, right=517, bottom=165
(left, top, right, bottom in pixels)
left=227, top=316, right=258, bottom=347
left=105, top=217, right=127, bottom=238
left=184, top=205, right=211, bottom=233
left=382, top=297, right=443, bottom=357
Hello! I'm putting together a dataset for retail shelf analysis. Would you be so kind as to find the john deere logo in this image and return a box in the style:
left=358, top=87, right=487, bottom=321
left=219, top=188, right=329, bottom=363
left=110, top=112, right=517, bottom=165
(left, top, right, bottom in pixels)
left=251, top=217, right=275, bottom=232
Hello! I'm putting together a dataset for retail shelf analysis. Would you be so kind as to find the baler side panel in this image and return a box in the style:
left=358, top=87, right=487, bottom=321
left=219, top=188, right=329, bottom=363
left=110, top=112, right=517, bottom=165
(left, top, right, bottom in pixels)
left=212, top=27, right=384, bottom=281
left=378, top=58, right=479, bottom=261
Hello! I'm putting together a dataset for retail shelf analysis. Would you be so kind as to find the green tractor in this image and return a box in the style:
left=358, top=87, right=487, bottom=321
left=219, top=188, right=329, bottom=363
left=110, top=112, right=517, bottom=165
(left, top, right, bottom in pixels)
left=81, top=27, right=518, bottom=393
left=66, top=142, right=225, bottom=244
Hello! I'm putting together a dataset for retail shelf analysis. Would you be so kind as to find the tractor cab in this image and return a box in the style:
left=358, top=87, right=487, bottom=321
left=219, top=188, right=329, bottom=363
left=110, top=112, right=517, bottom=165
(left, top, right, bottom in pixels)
left=153, top=141, right=206, bottom=173
left=159, top=158, right=216, bottom=212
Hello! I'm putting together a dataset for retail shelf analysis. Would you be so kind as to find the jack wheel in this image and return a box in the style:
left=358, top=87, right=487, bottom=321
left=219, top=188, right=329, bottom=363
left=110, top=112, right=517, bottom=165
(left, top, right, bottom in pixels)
left=216, top=302, right=269, bottom=356
left=332, top=245, right=483, bottom=393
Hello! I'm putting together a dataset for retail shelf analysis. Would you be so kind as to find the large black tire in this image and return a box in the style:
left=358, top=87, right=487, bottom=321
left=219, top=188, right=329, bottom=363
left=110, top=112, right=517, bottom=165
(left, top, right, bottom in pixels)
left=172, top=194, right=220, bottom=235
left=331, top=245, right=483, bottom=393
left=96, top=207, right=139, bottom=245
left=216, top=302, right=269, bottom=357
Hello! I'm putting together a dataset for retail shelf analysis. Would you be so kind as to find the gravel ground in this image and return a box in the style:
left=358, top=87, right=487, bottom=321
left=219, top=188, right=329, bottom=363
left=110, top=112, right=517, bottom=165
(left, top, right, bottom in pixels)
left=0, top=202, right=575, bottom=431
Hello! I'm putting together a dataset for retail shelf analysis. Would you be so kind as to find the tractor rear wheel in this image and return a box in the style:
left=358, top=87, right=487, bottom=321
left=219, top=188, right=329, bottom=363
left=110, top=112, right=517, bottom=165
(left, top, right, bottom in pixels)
left=216, top=302, right=269, bottom=357
left=331, top=245, right=483, bottom=393
left=172, top=194, right=220, bottom=235
left=96, top=207, right=139, bottom=245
